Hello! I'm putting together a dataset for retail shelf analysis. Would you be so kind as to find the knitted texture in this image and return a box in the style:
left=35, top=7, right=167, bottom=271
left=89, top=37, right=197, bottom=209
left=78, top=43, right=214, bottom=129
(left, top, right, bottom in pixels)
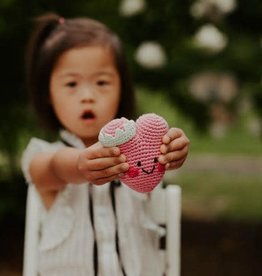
left=99, top=113, right=169, bottom=193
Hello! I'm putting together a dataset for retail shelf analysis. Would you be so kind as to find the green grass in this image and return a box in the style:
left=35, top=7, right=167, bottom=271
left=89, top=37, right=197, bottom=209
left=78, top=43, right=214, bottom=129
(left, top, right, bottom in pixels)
left=189, top=132, right=262, bottom=156
left=173, top=172, right=262, bottom=221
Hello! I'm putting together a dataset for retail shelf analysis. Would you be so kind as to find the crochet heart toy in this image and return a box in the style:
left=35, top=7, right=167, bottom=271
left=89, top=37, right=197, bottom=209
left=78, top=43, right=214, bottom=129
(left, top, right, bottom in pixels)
left=98, top=113, right=169, bottom=193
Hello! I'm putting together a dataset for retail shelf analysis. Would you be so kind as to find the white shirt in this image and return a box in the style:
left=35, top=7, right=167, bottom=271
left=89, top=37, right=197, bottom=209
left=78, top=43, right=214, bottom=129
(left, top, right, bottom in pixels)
left=21, top=130, right=164, bottom=276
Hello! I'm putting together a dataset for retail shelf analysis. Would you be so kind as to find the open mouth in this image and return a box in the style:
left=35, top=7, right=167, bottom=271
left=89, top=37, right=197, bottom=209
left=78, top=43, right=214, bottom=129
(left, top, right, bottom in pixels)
left=81, top=110, right=95, bottom=120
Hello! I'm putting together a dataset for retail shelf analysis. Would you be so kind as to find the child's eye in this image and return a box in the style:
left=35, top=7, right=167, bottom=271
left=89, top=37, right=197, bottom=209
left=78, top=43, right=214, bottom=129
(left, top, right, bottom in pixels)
left=66, top=81, right=77, bottom=88
left=97, top=80, right=110, bottom=86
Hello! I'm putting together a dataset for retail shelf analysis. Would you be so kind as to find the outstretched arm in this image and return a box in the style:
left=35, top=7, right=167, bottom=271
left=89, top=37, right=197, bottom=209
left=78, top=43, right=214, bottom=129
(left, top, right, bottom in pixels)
left=29, top=142, right=128, bottom=207
left=158, top=127, right=190, bottom=170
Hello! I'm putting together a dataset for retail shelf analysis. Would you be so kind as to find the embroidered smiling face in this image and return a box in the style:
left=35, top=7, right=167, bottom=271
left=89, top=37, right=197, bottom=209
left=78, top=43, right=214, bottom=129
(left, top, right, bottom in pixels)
left=137, top=158, right=157, bottom=175
left=99, top=113, right=168, bottom=193
left=127, top=157, right=165, bottom=178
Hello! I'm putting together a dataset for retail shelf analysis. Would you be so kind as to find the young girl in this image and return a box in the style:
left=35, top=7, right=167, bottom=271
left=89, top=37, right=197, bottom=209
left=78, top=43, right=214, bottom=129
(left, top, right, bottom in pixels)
left=22, top=13, right=189, bottom=276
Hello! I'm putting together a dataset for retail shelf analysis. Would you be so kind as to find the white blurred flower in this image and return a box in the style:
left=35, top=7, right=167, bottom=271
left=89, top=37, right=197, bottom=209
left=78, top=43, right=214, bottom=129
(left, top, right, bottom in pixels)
left=190, top=0, right=237, bottom=19
left=119, top=0, right=146, bottom=17
left=213, top=0, right=236, bottom=13
left=134, top=41, right=167, bottom=69
left=191, top=0, right=211, bottom=18
left=189, top=71, right=238, bottom=103
left=189, top=69, right=239, bottom=138
left=193, top=24, right=227, bottom=53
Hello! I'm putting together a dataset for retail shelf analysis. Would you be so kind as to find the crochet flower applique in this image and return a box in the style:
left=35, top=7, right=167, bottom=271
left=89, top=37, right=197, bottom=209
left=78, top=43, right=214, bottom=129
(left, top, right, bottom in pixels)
left=98, top=113, right=169, bottom=193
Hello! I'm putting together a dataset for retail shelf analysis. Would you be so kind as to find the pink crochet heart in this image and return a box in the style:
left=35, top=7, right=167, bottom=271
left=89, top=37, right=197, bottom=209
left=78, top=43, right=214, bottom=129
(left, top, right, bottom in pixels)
left=98, top=113, right=168, bottom=193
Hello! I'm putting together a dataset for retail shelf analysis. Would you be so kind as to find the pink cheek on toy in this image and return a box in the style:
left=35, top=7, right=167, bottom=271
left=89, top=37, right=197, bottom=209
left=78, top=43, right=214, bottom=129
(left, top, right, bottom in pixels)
left=157, top=163, right=165, bottom=172
left=127, top=167, right=140, bottom=178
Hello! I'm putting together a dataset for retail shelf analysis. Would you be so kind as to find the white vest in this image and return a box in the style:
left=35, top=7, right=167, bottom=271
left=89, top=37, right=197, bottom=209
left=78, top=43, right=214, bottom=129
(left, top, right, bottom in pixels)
left=21, top=130, right=164, bottom=276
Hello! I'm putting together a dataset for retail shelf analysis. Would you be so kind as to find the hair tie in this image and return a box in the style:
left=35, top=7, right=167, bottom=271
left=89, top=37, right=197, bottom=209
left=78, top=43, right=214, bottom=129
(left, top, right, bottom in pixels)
left=58, top=17, right=65, bottom=24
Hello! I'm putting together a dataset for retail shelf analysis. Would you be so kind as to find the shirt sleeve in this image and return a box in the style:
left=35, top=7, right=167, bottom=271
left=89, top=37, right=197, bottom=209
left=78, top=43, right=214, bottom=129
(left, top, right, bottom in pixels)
left=21, top=138, right=61, bottom=185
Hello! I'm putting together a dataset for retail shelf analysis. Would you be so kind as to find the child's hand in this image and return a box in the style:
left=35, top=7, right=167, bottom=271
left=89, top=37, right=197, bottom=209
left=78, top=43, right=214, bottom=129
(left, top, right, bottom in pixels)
left=158, top=127, right=190, bottom=170
left=77, top=142, right=129, bottom=185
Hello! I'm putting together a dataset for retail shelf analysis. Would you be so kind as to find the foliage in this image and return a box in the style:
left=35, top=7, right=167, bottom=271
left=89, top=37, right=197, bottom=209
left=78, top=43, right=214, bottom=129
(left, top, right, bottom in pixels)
left=1, top=0, right=262, bottom=141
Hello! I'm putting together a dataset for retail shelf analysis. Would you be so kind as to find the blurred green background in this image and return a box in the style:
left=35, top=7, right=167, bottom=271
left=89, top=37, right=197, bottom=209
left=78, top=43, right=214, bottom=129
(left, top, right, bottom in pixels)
left=0, top=0, right=262, bottom=275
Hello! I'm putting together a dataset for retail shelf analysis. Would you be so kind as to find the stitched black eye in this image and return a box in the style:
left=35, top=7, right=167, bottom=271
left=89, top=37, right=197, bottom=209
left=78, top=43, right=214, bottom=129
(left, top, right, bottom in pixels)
left=137, top=161, right=142, bottom=167
left=153, top=157, right=158, bottom=163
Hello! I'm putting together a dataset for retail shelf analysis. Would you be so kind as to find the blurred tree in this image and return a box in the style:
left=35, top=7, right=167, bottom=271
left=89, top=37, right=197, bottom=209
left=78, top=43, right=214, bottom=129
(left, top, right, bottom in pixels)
left=116, top=0, right=262, bottom=131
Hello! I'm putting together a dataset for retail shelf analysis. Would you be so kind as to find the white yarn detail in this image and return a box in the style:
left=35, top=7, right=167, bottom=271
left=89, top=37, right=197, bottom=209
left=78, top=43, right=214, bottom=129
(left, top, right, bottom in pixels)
left=99, top=120, right=136, bottom=147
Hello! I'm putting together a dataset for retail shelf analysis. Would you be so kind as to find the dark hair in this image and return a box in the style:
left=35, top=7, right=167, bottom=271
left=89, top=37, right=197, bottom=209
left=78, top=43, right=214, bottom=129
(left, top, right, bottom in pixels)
left=26, top=13, right=135, bottom=132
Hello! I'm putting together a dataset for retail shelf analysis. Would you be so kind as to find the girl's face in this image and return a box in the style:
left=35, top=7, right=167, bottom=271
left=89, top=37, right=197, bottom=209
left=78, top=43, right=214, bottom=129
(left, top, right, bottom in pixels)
left=50, top=45, right=121, bottom=146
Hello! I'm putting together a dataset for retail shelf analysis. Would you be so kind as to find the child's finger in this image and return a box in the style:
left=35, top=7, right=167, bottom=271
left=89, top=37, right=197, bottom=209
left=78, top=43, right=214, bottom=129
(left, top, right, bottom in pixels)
left=165, top=157, right=187, bottom=170
left=160, top=135, right=190, bottom=154
left=162, top=127, right=184, bottom=144
left=86, top=162, right=129, bottom=184
left=92, top=173, right=123, bottom=185
left=83, top=142, right=121, bottom=159
left=159, top=145, right=189, bottom=164
left=82, top=154, right=127, bottom=171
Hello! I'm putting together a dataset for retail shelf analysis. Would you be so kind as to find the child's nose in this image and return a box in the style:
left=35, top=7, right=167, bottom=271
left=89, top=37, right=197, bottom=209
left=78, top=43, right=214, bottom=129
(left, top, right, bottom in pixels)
left=80, top=85, right=95, bottom=103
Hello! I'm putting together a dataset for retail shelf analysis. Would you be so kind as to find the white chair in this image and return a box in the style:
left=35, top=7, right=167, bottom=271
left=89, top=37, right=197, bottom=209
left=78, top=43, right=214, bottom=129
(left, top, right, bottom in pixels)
left=23, top=184, right=42, bottom=276
left=149, top=185, right=181, bottom=276
left=23, top=184, right=181, bottom=276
